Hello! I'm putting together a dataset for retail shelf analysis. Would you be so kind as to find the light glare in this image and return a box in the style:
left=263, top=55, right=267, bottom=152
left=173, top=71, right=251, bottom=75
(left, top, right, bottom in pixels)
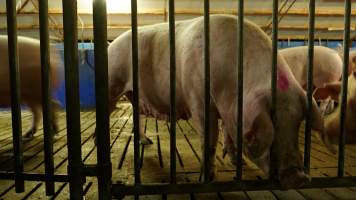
left=83, top=0, right=131, bottom=13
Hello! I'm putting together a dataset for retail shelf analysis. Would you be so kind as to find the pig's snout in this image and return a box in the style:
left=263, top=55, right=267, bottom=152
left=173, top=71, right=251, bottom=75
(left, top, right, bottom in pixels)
left=279, top=167, right=310, bottom=189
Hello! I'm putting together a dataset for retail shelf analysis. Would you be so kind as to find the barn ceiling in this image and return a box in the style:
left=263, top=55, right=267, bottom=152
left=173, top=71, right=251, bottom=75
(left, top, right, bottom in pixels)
left=0, top=0, right=355, bottom=41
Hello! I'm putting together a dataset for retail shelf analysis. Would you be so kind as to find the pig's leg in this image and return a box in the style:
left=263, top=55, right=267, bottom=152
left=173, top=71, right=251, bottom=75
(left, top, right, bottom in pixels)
left=222, top=126, right=238, bottom=165
left=24, top=105, right=42, bottom=138
left=140, top=114, right=153, bottom=145
left=126, top=93, right=152, bottom=145
left=193, top=105, right=219, bottom=182
left=93, top=97, right=118, bottom=144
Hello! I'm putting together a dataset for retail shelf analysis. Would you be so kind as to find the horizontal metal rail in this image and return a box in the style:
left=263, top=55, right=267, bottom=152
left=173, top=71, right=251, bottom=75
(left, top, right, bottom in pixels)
left=112, top=177, right=356, bottom=196
left=0, top=173, right=69, bottom=182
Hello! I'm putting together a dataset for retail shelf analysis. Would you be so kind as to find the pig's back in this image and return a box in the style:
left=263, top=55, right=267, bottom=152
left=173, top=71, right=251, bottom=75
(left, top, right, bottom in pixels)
left=280, top=46, right=342, bottom=88
left=0, top=36, right=60, bottom=105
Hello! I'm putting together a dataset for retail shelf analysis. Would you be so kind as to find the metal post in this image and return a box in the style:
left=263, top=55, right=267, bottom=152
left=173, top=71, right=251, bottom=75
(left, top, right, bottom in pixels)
left=168, top=0, right=177, bottom=184
left=62, top=0, right=84, bottom=199
left=338, top=0, right=351, bottom=177
left=203, top=0, right=211, bottom=183
left=6, top=0, right=24, bottom=193
left=304, top=0, right=315, bottom=174
left=93, top=0, right=111, bottom=198
left=131, top=0, right=141, bottom=190
left=236, top=0, right=244, bottom=181
left=269, top=0, right=278, bottom=179
left=38, top=0, right=55, bottom=195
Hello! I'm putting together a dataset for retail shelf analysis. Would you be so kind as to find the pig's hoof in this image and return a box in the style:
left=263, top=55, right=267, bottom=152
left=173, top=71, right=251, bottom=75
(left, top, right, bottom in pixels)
left=279, top=167, right=310, bottom=189
left=53, top=133, right=60, bottom=140
left=23, top=130, right=35, bottom=139
left=199, top=168, right=217, bottom=182
left=140, top=136, right=153, bottom=145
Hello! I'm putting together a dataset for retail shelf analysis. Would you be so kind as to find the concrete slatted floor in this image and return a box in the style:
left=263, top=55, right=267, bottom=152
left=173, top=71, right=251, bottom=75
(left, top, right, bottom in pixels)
left=0, top=102, right=356, bottom=199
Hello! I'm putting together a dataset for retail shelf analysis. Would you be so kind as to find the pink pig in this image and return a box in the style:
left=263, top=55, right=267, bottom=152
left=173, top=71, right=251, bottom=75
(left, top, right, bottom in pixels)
left=280, top=46, right=343, bottom=89
left=107, top=15, right=324, bottom=188
left=0, top=36, right=61, bottom=138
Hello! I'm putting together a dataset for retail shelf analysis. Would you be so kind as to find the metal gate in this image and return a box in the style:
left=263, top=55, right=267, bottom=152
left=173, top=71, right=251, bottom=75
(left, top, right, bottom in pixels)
left=0, top=0, right=356, bottom=199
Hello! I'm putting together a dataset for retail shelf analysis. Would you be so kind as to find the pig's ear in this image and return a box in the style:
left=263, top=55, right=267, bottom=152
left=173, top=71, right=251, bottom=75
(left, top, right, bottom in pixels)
left=313, top=82, right=341, bottom=101
left=244, top=106, right=274, bottom=159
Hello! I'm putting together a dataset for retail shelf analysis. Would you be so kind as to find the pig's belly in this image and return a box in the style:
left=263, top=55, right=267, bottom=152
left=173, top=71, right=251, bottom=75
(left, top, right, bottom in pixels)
left=0, top=86, right=42, bottom=107
left=138, top=93, right=191, bottom=121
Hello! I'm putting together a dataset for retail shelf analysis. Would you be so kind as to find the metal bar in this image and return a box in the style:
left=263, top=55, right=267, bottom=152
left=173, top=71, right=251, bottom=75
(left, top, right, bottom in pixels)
left=0, top=173, right=69, bottom=182
left=236, top=0, right=244, bottom=181
left=6, top=0, right=24, bottom=193
left=264, top=0, right=289, bottom=35
left=112, top=176, right=356, bottom=196
left=269, top=0, right=278, bottom=178
left=38, top=0, right=55, bottom=195
left=338, top=0, right=351, bottom=177
left=168, top=0, right=177, bottom=184
left=203, top=0, right=211, bottom=183
left=62, top=0, right=84, bottom=199
left=92, top=0, right=111, bottom=198
left=304, top=0, right=315, bottom=174
left=131, top=0, right=141, bottom=185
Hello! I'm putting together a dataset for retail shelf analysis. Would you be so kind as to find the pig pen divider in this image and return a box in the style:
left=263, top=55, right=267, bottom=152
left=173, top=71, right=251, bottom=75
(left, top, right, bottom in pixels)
left=5, top=0, right=24, bottom=193
left=338, top=0, right=352, bottom=178
left=62, top=0, right=85, bottom=199
left=168, top=0, right=177, bottom=185
left=92, top=0, right=111, bottom=199
left=236, top=0, right=244, bottom=181
left=39, top=0, right=55, bottom=195
left=304, top=0, right=316, bottom=174
left=269, top=0, right=278, bottom=178
left=203, top=0, right=212, bottom=184
left=1, top=0, right=356, bottom=199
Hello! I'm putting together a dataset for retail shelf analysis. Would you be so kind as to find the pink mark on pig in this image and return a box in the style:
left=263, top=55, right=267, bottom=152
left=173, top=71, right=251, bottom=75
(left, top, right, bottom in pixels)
left=277, top=69, right=289, bottom=91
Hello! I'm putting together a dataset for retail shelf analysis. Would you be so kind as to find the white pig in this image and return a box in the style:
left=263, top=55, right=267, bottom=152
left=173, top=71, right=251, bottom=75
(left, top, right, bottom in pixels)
left=348, top=50, right=356, bottom=70
left=336, top=45, right=356, bottom=72
left=0, top=36, right=61, bottom=138
left=107, top=15, right=324, bottom=188
left=280, top=46, right=343, bottom=90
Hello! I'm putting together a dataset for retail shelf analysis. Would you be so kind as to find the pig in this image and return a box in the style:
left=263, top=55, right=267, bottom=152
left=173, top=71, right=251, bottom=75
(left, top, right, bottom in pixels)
left=107, top=15, right=324, bottom=188
left=280, top=46, right=343, bottom=90
left=350, top=50, right=356, bottom=70
left=336, top=45, right=356, bottom=72
left=0, top=35, right=61, bottom=138
left=313, top=72, right=356, bottom=152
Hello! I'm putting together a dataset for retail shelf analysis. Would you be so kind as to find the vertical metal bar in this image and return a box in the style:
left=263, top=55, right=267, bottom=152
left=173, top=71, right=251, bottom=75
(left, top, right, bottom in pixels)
left=236, top=0, right=244, bottom=181
left=131, top=0, right=141, bottom=186
left=203, top=0, right=211, bottom=183
left=338, top=0, right=351, bottom=177
left=304, top=0, right=315, bottom=174
left=6, top=0, right=24, bottom=193
left=168, top=0, right=177, bottom=184
left=271, top=0, right=278, bottom=127
left=93, top=0, right=111, bottom=198
left=62, top=0, right=84, bottom=199
left=269, top=0, right=278, bottom=178
left=38, top=0, right=55, bottom=195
